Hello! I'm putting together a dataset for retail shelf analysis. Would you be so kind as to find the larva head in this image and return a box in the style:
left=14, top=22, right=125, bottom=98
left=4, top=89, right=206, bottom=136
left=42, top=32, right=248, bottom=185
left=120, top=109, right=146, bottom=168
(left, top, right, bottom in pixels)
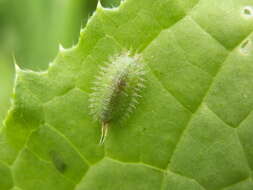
left=89, top=52, right=145, bottom=124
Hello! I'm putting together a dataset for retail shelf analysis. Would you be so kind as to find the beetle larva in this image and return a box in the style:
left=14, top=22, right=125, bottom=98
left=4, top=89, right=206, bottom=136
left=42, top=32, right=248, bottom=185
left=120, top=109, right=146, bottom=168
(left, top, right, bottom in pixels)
left=89, top=52, right=146, bottom=144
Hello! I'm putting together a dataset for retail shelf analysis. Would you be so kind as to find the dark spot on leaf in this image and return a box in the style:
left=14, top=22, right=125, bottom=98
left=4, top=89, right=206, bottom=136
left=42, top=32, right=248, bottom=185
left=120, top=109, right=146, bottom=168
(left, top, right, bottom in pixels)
left=50, top=151, right=67, bottom=173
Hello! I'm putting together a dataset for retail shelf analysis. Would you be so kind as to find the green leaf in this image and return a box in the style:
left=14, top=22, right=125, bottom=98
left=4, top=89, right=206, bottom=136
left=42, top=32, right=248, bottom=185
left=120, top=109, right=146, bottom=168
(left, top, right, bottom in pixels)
left=11, top=0, right=98, bottom=70
left=1, top=0, right=253, bottom=189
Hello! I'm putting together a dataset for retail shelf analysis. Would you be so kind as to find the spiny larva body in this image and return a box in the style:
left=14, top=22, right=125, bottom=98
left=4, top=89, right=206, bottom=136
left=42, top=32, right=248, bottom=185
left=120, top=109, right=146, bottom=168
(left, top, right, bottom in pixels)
left=89, top=52, right=146, bottom=144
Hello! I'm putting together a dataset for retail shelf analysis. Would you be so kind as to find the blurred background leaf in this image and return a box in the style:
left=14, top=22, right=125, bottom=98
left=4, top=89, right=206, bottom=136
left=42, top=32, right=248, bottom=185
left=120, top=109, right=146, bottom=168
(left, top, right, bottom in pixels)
left=0, top=0, right=102, bottom=128
left=0, top=0, right=15, bottom=129
left=0, top=56, right=13, bottom=130
left=11, top=0, right=98, bottom=70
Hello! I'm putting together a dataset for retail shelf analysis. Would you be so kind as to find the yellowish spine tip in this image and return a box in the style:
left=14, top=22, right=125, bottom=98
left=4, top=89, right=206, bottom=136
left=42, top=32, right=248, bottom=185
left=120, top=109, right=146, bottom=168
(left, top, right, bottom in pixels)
left=12, top=54, right=20, bottom=71
left=99, top=122, right=109, bottom=145
left=59, top=44, right=65, bottom=52
left=97, top=1, right=103, bottom=10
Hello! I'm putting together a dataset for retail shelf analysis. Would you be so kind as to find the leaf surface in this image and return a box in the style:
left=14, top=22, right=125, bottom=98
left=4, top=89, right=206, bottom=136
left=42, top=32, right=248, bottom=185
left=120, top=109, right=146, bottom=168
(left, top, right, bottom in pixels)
left=1, top=0, right=253, bottom=190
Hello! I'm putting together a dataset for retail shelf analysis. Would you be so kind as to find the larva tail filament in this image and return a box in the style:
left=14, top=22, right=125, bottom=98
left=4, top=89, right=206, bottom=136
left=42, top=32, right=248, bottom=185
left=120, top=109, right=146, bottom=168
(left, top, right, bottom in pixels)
left=99, top=122, right=109, bottom=145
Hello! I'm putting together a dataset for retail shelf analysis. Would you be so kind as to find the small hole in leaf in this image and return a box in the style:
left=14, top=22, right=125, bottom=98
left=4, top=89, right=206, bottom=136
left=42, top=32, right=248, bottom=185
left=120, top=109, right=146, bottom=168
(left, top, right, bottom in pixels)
left=244, top=8, right=251, bottom=15
left=100, top=0, right=122, bottom=8
left=242, top=6, right=253, bottom=18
